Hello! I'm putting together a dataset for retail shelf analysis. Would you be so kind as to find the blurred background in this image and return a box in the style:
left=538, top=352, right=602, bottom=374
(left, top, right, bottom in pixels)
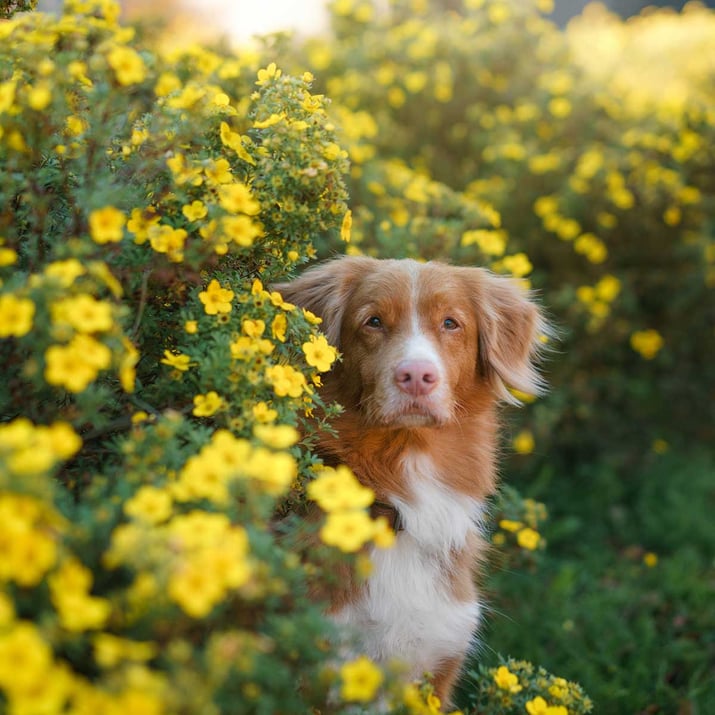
left=35, top=0, right=715, bottom=37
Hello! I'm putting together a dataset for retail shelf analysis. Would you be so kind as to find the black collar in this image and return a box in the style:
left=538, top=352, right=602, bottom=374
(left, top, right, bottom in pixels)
left=370, top=500, right=405, bottom=532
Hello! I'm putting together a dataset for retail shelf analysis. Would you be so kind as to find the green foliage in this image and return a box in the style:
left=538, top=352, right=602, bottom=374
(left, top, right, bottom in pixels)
left=487, top=450, right=715, bottom=712
left=0, top=0, right=35, bottom=19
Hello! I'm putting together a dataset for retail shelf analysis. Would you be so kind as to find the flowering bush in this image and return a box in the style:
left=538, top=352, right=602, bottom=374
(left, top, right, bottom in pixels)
left=0, top=1, right=591, bottom=713
left=462, top=659, right=592, bottom=715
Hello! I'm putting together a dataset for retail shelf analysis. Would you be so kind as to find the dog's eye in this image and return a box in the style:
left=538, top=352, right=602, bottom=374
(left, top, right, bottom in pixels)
left=443, top=317, right=459, bottom=330
left=365, top=316, right=382, bottom=329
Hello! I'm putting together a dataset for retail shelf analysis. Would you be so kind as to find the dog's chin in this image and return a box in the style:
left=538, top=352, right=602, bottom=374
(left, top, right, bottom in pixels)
left=369, top=399, right=451, bottom=430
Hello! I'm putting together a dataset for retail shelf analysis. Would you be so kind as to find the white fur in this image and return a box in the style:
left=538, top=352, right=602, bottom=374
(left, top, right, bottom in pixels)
left=333, top=452, right=484, bottom=678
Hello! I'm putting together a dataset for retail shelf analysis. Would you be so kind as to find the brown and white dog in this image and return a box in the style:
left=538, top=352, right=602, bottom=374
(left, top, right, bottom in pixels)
left=276, top=256, right=547, bottom=706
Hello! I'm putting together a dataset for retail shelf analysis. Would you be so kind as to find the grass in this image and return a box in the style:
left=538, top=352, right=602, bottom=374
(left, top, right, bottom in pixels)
left=463, top=448, right=715, bottom=713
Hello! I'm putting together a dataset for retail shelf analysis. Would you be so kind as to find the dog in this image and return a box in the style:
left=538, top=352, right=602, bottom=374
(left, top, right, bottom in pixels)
left=276, top=255, right=547, bottom=706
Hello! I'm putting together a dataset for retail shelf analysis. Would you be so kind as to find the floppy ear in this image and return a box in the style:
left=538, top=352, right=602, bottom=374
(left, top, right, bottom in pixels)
left=272, top=256, right=376, bottom=347
left=473, top=270, right=549, bottom=404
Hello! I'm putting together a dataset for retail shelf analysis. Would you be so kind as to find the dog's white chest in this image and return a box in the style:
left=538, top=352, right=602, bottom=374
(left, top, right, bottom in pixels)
left=334, top=458, right=484, bottom=675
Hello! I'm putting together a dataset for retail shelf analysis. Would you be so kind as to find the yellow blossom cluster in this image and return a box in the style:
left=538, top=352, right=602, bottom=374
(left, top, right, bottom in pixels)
left=0, top=493, right=60, bottom=586
left=493, top=491, right=548, bottom=560
left=0, top=418, right=81, bottom=479
left=469, top=658, right=592, bottom=714
left=107, top=507, right=252, bottom=619
left=308, top=465, right=395, bottom=552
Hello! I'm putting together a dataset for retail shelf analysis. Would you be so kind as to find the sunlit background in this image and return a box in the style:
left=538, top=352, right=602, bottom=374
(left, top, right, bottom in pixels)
left=37, top=0, right=715, bottom=41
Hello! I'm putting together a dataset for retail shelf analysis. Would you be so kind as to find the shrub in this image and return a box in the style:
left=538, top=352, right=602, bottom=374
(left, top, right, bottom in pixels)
left=0, top=2, right=592, bottom=713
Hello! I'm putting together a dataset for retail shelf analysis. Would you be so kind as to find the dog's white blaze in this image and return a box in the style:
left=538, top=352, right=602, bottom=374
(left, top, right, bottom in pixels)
left=404, top=307, right=443, bottom=369
left=333, top=452, right=484, bottom=676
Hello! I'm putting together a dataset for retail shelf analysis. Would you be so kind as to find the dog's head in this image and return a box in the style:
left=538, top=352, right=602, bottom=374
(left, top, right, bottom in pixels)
left=275, top=256, right=547, bottom=428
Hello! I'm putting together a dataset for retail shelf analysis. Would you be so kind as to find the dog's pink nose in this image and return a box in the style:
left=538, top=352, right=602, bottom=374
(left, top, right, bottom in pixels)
left=395, top=360, right=439, bottom=396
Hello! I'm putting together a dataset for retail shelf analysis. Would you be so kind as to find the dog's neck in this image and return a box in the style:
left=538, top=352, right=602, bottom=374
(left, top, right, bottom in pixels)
left=314, top=404, right=499, bottom=504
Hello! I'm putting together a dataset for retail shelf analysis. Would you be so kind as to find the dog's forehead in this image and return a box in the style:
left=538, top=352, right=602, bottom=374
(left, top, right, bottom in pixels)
left=350, top=260, right=470, bottom=304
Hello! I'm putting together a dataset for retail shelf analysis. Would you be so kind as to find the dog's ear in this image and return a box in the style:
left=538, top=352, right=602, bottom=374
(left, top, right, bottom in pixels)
left=465, top=269, right=549, bottom=404
left=272, top=256, right=376, bottom=347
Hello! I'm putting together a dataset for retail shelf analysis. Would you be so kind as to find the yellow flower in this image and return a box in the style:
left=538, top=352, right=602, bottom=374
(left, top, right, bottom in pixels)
left=340, top=656, right=383, bottom=702
left=221, top=215, right=263, bottom=247
left=205, top=157, right=233, bottom=185
left=252, top=401, right=277, bottom=423
left=243, top=448, right=297, bottom=496
left=218, top=182, right=260, bottom=215
left=498, top=253, right=533, bottom=278
left=149, top=224, right=187, bottom=262
left=461, top=229, right=507, bottom=256
left=182, top=200, right=208, bottom=221
left=320, top=511, right=375, bottom=552
left=0, top=622, right=53, bottom=695
left=264, top=364, right=307, bottom=398
left=0, top=294, right=35, bottom=337
left=26, top=82, right=52, bottom=111
left=0, top=80, right=17, bottom=114
left=499, top=519, right=523, bottom=533
left=51, top=294, right=113, bottom=333
left=107, top=45, right=147, bottom=86
left=155, top=71, right=181, bottom=96
left=340, top=209, right=352, bottom=242
left=517, top=527, right=541, bottom=551
left=302, top=309, right=323, bottom=325
left=0, top=524, right=57, bottom=586
left=242, top=319, right=265, bottom=338
left=548, top=97, right=572, bottom=118
left=94, top=634, right=157, bottom=668
left=168, top=560, right=226, bottom=618
left=0, top=247, right=17, bottom=266
left=271, top=312, right=287, bottom=342
left=371, top=517, right=396, bottom=548
left=630, top=329, right=664, bottom=360
left=513, top=429, right=535, bottom=455
left=124, top=486, right=173, bottom=524
left=49, top=559, right=111, bottom=632
left=160, top=350, right=191, bottom=371
left=308, top=466, right=374, bottom=512
left=44, top=422, right=82, bottom=460
left=44, top=258, right=85, bottom=286
left=253, top=424, right=300, bottom=449
left=643, top=552, right=658, bottom=568
left=193, top=391, right=224, bottom=417
left=45, top=336, right=111, bottom=392
left=302, top=334, right=338, bottom=372
left=494, top=665, right=522, bottom=693
left=526, top=696, right=549, bottom=714
left=127, top=207, right=160, bottom=244
left=253, top=112, right=285, bottom=129
left=526, top=695, right=569, bottom=715
left=255, top=62, right=281, bottom=86
left=199, top=279, right=234, bottom=315
left=219, top=121, right=256, bottom=165
left=89, top=206, right=126, bottom=244
left=595, top=274, right=621, bottom=302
